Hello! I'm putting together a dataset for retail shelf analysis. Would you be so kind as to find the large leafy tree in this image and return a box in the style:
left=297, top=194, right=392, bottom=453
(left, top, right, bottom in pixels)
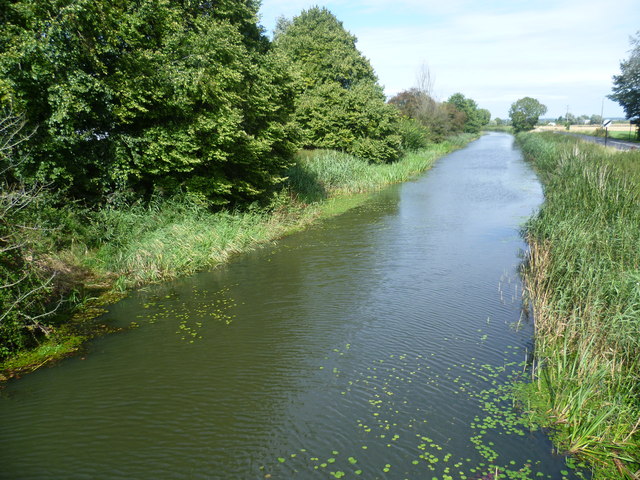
left=609, top=32, right=640, bottom=137
left=273, top=7, right=401, bottom=163
left=509, top=97, right=547, bottom=132
left=0, top=0, right=297, bottom=206
left=446, top=93, right=490, bottom=134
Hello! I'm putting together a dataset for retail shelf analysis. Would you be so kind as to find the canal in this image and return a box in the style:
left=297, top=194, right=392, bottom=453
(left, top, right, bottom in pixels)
left=0, top=133, right=586, bottom=479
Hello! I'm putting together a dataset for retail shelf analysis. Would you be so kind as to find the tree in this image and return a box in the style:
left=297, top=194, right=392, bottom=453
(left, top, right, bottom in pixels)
left=273, top=7, right=376, bottom=89
left=565, top=113, right=577, bottom=125
left=388, top=88, right=434, bottom=120
left=445, top=93, right=490, bottom=133
left=0, top=109, right=59, bottom=359
left=0, top=0, right=297, bottom=206
left=609, top=32, right=640, bottom=137
left=388, top=89, right=469, bottom=141
left=273, top=7, right=401, bottom=163
left=509, top=97, right=547, bottom=132
left=477, top=109, right=492, bottom=127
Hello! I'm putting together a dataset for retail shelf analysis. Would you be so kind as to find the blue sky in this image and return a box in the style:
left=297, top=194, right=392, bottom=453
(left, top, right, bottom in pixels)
left=258, top=0, right=639, bottom=120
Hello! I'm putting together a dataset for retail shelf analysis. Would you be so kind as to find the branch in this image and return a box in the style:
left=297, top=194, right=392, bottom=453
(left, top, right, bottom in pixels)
left=0, top=273, right=56, bottom=324
left=0, top=272, right=30, bottom=289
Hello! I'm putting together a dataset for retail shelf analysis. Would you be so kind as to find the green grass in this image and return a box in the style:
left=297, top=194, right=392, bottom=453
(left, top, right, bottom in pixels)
left=583, top=127, right=640, bottom=143
left=607, top=130, right=639, bottom=142
left=516, top=132, right=640, bottom=479
left=288, top=138, right=470, bottom=201
left=84, top=201, right=285, bottom=286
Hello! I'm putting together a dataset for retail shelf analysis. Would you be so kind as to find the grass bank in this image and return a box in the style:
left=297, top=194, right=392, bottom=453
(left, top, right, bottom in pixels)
left=1, top=134, right=475, bottom=378
left=516, top=132, right=640, bottom=479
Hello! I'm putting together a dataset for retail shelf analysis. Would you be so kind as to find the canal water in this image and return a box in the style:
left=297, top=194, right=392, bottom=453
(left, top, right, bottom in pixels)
left=0, top=133, right=586, bottom=479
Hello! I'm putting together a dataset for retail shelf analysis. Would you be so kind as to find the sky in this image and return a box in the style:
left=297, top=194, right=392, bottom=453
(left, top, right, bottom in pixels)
left=258, top=0, right=639, bottom=120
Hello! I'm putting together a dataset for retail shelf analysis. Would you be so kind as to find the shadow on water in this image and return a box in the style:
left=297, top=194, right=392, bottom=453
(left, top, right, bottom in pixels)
left=0, top=133, right=589, bottom=479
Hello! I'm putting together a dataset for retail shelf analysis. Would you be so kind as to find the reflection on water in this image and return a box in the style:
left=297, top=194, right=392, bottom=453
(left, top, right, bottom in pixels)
left=0, top=133, right=588, bottom=479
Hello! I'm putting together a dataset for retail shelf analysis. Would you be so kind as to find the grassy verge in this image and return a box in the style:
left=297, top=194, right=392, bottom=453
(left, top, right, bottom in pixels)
left=605, top=130, right=639, bottom=142
left=516, top=132, right=640, bottom=479
left=1, top=134, right=475, bottom=378
left=586, top=128, right=639, bottom=142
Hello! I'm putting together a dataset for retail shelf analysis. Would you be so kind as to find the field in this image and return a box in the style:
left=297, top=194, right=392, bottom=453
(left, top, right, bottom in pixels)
left=536, top=122, right=638, bottom=141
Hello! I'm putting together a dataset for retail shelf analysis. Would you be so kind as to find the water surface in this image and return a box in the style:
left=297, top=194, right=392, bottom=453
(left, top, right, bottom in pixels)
left=0, top=133, right=586, bottom=479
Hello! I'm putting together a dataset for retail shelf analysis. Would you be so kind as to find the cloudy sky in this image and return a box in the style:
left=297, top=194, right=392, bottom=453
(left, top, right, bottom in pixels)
left=258, top=0, right=639, bottom=120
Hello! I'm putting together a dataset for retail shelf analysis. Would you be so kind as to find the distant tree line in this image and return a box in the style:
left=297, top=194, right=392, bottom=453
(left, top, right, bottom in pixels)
left=387, top=74, right=491, bottom=143
left=505, top=31, right=640, bottom=136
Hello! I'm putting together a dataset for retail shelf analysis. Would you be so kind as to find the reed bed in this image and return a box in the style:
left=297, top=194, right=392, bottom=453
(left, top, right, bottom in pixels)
left=517, top=132, right=640, bottom=479
left=287, top=136, right=472, bottom=201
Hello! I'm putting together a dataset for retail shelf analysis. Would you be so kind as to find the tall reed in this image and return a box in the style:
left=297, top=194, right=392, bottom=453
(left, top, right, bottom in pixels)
left=517, top=132, right=640, bottom=478
left=287, top=136, right=472, bottom=201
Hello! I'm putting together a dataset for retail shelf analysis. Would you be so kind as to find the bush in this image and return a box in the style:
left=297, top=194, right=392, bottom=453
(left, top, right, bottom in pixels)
left=397, top=117, right=430, bottom=151
left=351, top=135, right=402, bottom=164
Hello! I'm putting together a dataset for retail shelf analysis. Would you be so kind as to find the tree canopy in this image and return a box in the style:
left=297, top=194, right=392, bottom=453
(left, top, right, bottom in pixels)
left=445, top=93, right=490, bottom=134
left=0, top=0, right=297, bottom=206
left=609, top=32, right=640, bottom=126
left=509, top=97, right=547, bottom=132
left=388, top=88, right=487, bottom=141
left=273, top=7, right=401, bottom=163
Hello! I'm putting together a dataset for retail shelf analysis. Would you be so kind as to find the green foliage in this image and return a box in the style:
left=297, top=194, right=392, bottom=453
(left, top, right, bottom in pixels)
left=0, top=0, right=297, bottom=206
left=476, top=108, right=491, bottom=127
left=397, top=117, right=430, bottom=151
left=508, top=97, right=547, bottom=132
left=287, top=135, right=468, bottom=199
left=590, top=114, right=603, bottom=126
left=388, top=89, right=470, bottom=142
left=273, top=7, right=402, bottom=163
left=609, top=31, right=640, bottom=125
left=446, top=93, right=490, bottom=133
left=518, top=132, right=640, bottom=476
left=272, top=6, right=376, bottom=88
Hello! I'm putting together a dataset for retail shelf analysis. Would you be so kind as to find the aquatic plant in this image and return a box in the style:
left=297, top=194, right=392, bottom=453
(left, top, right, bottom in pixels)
left=262, top=344, right=585, bottom=479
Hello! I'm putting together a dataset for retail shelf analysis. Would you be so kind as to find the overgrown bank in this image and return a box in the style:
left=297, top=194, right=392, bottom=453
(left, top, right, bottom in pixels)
left=516, top=132, right=640, bottom=479
left=1, top=135, right=474, bottom=378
